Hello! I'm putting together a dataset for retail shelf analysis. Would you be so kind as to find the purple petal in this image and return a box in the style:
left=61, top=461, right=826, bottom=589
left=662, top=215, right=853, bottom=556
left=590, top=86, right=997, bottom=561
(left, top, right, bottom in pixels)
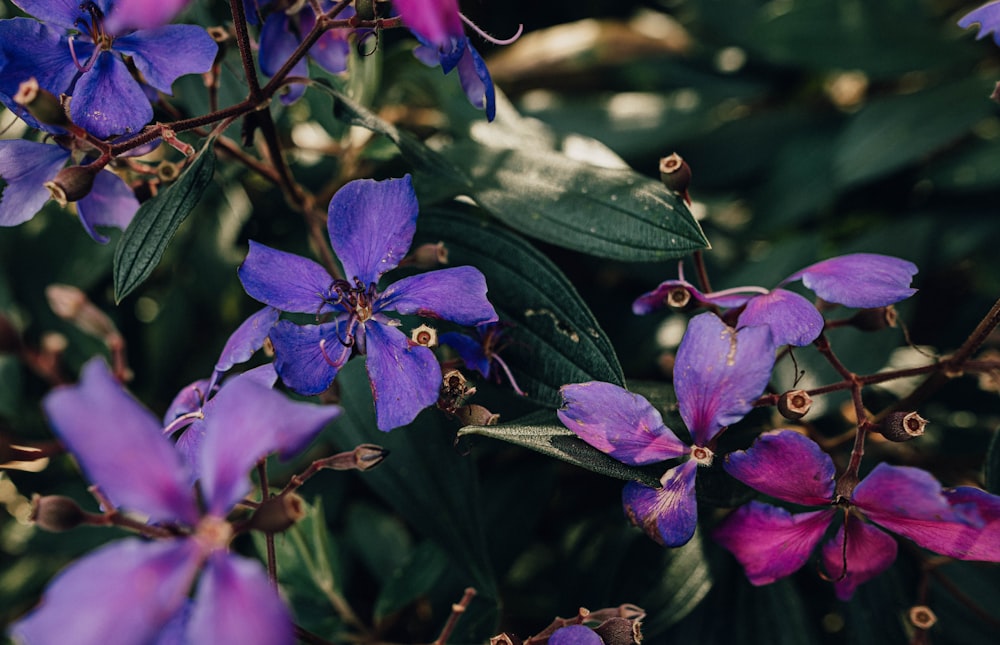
left=439, top=330, right=491, bottom=377
left=105, top=0, right=193, bottom=32
left=558, top=381, right=688, bottom=465
left=623, top=460, right=699, bottom=546
left=238, top=241, right=336, bottom=313
left=674, top=313, right=775, bottom=445
left=959, top=1, right=1000, bottom=46
left=43, top=358, right=198, bottom=524
left=853, top=463, right=979, bottom=558
left=633, top=279, right=713, bottom=315
left=10, top=538, right=201, bottom=645
left=270, top=319, right=352, bottom=396
left=300, top=5, right=353, bottom=74
left=784, top=253, right=918, bottom=309
left=0, top=18, right=79, bottom=118
left=328, top=176, right=418, bottom=285
left=364, top=320, right=441, bottom=431
left=549, top=625, right=604, bottom=645
left=11, top=0, right=84, bottom=29
left=943, top=487, right=1000, bottom=560
left=70, top=52, right=153, bottom=138
left=214, top=306, right=281, bottom=373
left=76, top=168, right=140, bottom=242
left=164, top=378, right=212, bottom=424
left=258, top=12, right=310, bottom=103
left=114, top=25, right=218, bottom=94
left=394, top=0, right=465, bottom=50
left=186, top=553, right=293, bottom=645
left=378, top=266, right=497, bottom=326
left=0, top=139, right=69, bottom=227
left=820, top=519, right=897, bottom=601
left=724, top=430, right=836, bottom=506
left=198, top=373, right=340, bottom=515
left=713, top=501, right=835, bottom=586
left=456, top=43, right=496, bottom=121
left=737, top=288, right=824, bottom=347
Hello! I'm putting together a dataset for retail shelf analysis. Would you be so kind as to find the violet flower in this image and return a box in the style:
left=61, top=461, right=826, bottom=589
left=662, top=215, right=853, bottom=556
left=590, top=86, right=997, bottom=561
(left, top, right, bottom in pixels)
left=558, top=313, right=775, bottom=547
left=714, top=429, right=1000, bottom=599
left=8, top=358, right=340, bottom=644
left=239, top=174, right=498, bottom=431
left=633, top=253, right=918, bottom=347
left=0, top=138, right=138, bottom=242
left=959, top=1, right=1000, bottom=46
left=0, top=0, right=217, bottom=138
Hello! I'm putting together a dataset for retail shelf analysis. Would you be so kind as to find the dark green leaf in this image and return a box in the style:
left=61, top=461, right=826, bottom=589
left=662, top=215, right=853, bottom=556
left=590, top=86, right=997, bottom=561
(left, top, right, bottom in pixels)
left=418, top=208, right=624, bottom=406
left=373, top=540, right=450, bottom=621
left=635, top=531, right=713, bottom=634
left=987, top=428, right=1000, bottom=495
left=344, top=502, right=412, bottom=584
left=458, top=410, right=661, bottom=488
left=113, top=142, right=216, bottom=302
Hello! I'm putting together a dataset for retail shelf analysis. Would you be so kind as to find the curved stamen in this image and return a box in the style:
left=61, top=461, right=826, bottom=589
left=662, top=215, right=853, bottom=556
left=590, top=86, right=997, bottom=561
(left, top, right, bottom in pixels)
left=491, top=353, right=527, bottom=396
left=162, top=410, right=205, bottom=436
left=707, top=285, right=772, bottom=299
left=67, top=36, right=101, bottom=73
left=459, top=13, right=523, bottom=45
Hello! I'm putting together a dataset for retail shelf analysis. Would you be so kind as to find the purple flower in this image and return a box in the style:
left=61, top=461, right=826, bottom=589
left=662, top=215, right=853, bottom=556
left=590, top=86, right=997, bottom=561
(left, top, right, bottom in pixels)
left=0, top=0, right=217, bottom=138
left=440, top=322, right=525, bottom=395
left=239, top=174, right=498, bottom=431
left=633, top=253, right=918, bottom=346
left=549, top=625, right=605, bottom=645
left=9, top=358, right=339, bottom=644
left=0, top=138, right=138, bottom=242
left=394, top=0, right=499, bottom=121
left=959, top=1, right=1000, bottom=46
left=557, top=313, right=775, bottom=547
left=714, top=430, right=1000, bottom=599
left=258, top=1, right=356, bottom=104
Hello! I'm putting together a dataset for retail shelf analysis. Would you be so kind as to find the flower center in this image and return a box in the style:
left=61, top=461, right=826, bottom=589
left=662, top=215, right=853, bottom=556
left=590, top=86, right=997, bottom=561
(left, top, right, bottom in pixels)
left=691, top=445, right=714, bottom=466
left=76, top=2, right=114, bottom=50
left=332, top=277, right=377, bottom=324
left=193, top=515, right=234, bottom=553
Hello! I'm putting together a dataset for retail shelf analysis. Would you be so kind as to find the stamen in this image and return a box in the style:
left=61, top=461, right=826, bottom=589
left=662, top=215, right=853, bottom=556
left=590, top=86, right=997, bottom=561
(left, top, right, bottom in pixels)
left=459, top=13, right=523, bottom=46
left=492, top=353, right=527, bottom=396
left=162, top=410, right=205, bottom=436
left=67, top=37, right=99, bottom=73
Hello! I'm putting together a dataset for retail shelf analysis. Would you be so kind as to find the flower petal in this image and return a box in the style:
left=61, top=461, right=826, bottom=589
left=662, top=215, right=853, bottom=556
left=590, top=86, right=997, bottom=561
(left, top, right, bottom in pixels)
left=10, top=538, right=201, bottom=645
left=943, top=487, right=1000, bottom=560
left=12, top=0, right=85, bottom=29
left=76, top=168, right=140, bottom=242
left=43, top=358, right=198, bottom=524
left=271, top=319, right=352, bottom=396
left=70, top=51, right=153, bottom=138
left=724, top=430, right=836, bottom=506
left=558, top=381, right=688, bottom=465
left=737, top=288, right=824, bottom=347
left=0, top=139, right=69, bottom=227
left=622, top=459, right=698, bottom=546
left=713, top=501, right=835, bottom=586
left=632, top=279, right=718, bottom=315
left=328, top=176, right=418, bottom=285
left=0, top=18, right=78, bottom=128
left=959, top=1, right=1000, bottom=46
left=820, top=519, right=897, bottom=601
left=674, top=312, right=775, bottom=445
left=439, top=330, right=491, bottom=377
left=394, top=0, right=465, bottom=50
left=364, top=320, right=441, bottom=431
left=456, top=43, right=496, bottom=121
left=186, top=553, right=293, bottom=645
left=784, top=253, right=918, bottom=309
left=549, top=625, right=604, bottom=645
left=257, top=12, right=310, bottom=104
left=114, top=25, right=218, bottom=94
left=300, top=5, right=353, bottom=74
left=197, top=372, right=340, bottom=515
left=214, top=306, right=281, bottom=374
left=105, top=0, right=194, bottom=33
left=239, top=241, right=336, bottom=313
left=378, top=266, right=497, bottom=326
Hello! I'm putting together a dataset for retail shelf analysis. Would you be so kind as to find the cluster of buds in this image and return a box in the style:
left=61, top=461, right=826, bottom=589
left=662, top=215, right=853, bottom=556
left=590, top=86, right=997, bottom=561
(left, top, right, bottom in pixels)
left=491, top=604, right=645, bottom=645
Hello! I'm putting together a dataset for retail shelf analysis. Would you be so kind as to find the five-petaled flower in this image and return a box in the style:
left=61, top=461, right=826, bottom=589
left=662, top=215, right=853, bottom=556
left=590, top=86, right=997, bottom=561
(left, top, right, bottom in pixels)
left=0, top=0, right=217, bottom=138
left=9, top=358, right=340, bottom=644
left=239, top=174, right=498, bottom=431
left=558, top=312, right=775, bottom=547
left=633, top=253, right=918, bottom=347
left=714, top=429, right=1000, bottom=599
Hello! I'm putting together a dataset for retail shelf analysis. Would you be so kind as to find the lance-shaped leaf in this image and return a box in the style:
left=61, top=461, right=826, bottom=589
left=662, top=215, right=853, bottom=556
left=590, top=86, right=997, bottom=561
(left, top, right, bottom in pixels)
left=113, top=141, right=216, bottom=302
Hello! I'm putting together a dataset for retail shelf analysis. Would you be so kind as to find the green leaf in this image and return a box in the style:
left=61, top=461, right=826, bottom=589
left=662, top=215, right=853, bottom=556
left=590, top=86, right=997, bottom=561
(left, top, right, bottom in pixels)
left=418, top=208, right=624, bottom=406
left=344, top=502, right=412, bottom=584
left=634, top=531, right=713, bottom=634
left=458, top=410, right=661, bottom=488
left=113, top=142, right=216, bottom=302
left=373, top=540, right=450, bottom=621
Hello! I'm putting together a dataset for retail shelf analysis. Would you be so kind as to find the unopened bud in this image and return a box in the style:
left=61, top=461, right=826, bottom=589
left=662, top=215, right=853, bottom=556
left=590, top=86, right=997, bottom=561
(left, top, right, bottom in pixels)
left=594, top=617, right=642, bottom=645
left=0, top=312, right=22, bottom=354
left=246, top=492, right=306, bottom=534
left=410, top=324, right=438, bottom=348
left=14, top=78, right=69, bottom=127
left=207, top=25, right=230, bottom=43
left=777, top=389, right=813, bottom=420
left=908, top=605, right=937, bottom=630
left=45, top=165, right=99, bottom=205
left=46, top=284, right=120, bottom=341
left=878, top=411, right=927, bottom=442
left=455, top=404, right=499, bottom=427
left=848, top=306, right=897, bottom=332
left=409, top=242, right=449, bottom=268
left=659, top=152, right=691, bottom=203
left=489, top=635, right=520, bottom=645
left=156, top=160, right=180, bottom=182
left=321, top=443, right=389, bottom=471
left=31, top=494, right=88, bottom=532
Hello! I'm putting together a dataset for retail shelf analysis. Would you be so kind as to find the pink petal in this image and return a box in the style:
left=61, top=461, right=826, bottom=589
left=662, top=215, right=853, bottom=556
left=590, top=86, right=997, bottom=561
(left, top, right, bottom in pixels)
left=724, top=430, right=836, bottom=506
left=820, top=518, right=897, bottom=601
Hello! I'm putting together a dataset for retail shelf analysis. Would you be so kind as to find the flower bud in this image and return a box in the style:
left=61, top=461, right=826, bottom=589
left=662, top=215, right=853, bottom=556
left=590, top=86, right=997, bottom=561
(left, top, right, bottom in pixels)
left=908, top=605, right=937, bottom=630
left=46, top=284, right=120, bottom=342
left=848, top=306, right=897, bottom=332
left=777, top=389, right=813, bottom=421
left=659, top=152, right=691, bottom=204
left=246, top=492, right=306, bottom=534
left=45, top=165, right=99, bottom=205
left=455, top=404, right=500, bottom=427
left=31, top=494, right=88, bottom=532
left=14, top=78, right=69, bottom=127
left=594, top=617, right=642, bottom=645
left=409, top=242, right=449, bottom=268
left=878, top=411, right=927, bottom=442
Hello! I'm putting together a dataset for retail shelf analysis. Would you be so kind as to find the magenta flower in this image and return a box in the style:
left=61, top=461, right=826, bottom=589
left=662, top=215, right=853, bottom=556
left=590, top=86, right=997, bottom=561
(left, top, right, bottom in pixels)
left=238, top=174, right=498, bottom=431
left=959, top=1, right=1000, bottom=46
left=714, top=430, right=1000, bottom=599
left=8, top=358, right=339, bottom=644
left=558, top=313, right=775, bottom=547
left=633, top=253, right=918, bottom=346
